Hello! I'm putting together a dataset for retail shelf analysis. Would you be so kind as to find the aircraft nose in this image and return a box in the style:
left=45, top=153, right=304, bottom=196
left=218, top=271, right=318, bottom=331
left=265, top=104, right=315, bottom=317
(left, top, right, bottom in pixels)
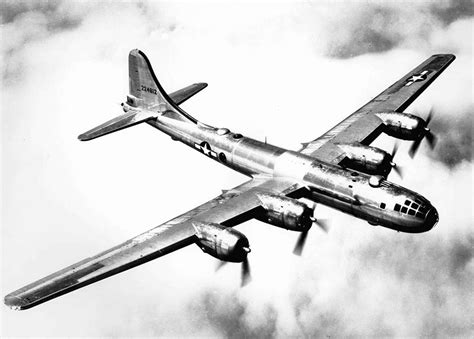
left=425, top=206, right=439, bottom=230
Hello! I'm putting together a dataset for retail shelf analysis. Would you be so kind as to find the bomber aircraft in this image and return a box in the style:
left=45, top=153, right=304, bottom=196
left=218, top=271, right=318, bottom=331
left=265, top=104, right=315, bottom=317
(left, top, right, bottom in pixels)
left=5, top=50, right=454, bottom=310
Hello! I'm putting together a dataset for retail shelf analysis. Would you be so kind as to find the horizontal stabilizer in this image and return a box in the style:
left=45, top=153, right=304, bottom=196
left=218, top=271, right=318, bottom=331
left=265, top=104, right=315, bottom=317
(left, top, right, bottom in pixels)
left=169, top=83, right=208, bottom=105
left=78, top=109, right=158, bottom=141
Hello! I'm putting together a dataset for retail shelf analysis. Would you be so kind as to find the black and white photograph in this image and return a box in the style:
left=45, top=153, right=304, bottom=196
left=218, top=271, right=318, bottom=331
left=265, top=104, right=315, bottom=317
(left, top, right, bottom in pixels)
left=1, top=0, right=473, bottom=337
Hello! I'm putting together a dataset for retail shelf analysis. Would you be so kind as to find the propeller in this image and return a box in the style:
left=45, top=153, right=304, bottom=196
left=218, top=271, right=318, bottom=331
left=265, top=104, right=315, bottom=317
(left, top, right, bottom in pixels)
left=241, top=257, right=251, bottom=287
left=293, top=231, right=309, bottom=256
left=389, top=142, right=404, bottom=178
left=409, top=109, right=437, bottom=158
left=311, top=217, right=330, bottom=233
left=293, top=204, right=329, bottom=256
left=215, top=260, right=227, bottom=272
left=215, top=246, right=252, bottom=287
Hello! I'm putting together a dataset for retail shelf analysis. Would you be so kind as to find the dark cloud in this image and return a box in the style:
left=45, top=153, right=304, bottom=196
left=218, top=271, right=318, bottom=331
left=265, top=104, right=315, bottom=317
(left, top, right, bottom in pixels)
left=353, top=232, right=474, bottom=337
left=269, top=229, right=473, bottom=337
left=190, top=290, right=278, bottom=338
left=323, top=1, right=473, bottom=59
left=429, top=108, right=473, bottom=168
left=0, top=1, right=57, bottom=24
left=1, top=0, right=85, bottom=83
left=430, top=0, right=474, bottom=25
left=325, top=6, right=402, bottom=59
left=0, top=0, right=82, bottom=31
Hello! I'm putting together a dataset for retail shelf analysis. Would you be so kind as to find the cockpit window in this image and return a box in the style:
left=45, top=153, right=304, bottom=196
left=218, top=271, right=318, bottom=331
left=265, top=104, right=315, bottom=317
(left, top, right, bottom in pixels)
left=233, top=133, right=243, bottom=139
left=395, top=198, right=428, bottom=218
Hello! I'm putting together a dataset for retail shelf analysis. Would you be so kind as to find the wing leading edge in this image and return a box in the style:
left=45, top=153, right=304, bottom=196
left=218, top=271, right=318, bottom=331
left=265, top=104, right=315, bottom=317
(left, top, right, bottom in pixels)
left=4, top=177, right=299, bottom=310
left=300, top=54, right=455, bottom=163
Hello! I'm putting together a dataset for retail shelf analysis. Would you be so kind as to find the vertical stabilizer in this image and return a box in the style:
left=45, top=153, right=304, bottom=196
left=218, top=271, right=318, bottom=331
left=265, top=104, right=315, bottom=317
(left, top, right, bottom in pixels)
left=127, top=50, right=197, bottom=123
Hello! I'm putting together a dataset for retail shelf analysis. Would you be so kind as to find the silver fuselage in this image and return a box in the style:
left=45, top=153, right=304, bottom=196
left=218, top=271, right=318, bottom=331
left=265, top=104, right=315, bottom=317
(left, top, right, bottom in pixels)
left=149, top=112, right=438, bottom=233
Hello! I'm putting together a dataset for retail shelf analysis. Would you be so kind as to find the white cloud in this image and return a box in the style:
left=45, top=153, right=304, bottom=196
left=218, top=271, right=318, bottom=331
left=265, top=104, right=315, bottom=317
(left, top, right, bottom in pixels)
left=1, top=1, right=472, bottom=337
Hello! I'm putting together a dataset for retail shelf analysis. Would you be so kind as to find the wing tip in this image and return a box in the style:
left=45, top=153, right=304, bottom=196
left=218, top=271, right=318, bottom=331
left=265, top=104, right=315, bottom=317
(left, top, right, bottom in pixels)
left=78, top=133, right=90, bottom=141
left=431, top=53, right=456, bottom=60
left=4, top=293, right=29, bottom=311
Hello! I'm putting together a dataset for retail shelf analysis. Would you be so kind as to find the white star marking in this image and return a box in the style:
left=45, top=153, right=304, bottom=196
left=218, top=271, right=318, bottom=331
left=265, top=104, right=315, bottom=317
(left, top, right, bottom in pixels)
left=405, top=70, right=428, bottom=86
left=194, top=142, right=217, bottom=158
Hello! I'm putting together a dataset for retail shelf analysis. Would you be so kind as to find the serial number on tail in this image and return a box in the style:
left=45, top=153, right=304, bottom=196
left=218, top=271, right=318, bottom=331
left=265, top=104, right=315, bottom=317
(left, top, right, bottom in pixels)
left=140, top=85, right=157, bottom=95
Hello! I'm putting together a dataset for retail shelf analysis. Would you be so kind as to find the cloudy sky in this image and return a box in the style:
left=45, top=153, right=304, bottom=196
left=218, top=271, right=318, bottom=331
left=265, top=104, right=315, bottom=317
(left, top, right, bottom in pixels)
left=1, top=0, right=472, bottom=337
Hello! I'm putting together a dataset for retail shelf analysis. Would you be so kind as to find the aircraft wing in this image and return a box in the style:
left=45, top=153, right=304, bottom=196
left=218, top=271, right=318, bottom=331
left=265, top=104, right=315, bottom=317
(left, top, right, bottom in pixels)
left=169, top=83, right=208, bottom=105
left=4, top=176, right=299, bottom=310
left=299, top=54, right=455, bottom=163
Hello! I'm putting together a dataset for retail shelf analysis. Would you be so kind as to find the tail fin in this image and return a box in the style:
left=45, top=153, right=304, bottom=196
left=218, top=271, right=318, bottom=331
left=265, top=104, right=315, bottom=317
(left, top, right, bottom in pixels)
left=78, top=49, right=200, bottom=141
left=127, top=49, right=197, bottom=123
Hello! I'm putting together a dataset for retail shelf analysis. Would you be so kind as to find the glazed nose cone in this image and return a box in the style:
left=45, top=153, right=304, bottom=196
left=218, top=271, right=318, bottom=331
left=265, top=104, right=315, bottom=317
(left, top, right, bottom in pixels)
left=425, top=206, right=439, bottom=230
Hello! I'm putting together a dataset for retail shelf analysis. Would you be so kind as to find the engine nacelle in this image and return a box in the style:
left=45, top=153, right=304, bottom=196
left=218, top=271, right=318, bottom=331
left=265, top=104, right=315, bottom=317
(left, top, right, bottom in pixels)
left=194, top=222, right=250, bottom=262
left=375, top=112, right=425, bottom=140
left=257, top=193, right=313, bottom=231
left=337, top=143, right=393, bottom=176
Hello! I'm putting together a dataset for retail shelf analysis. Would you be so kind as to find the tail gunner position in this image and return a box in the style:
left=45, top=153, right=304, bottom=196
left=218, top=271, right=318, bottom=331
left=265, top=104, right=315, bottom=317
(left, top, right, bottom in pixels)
left=5, top=50, right=453, bottom=310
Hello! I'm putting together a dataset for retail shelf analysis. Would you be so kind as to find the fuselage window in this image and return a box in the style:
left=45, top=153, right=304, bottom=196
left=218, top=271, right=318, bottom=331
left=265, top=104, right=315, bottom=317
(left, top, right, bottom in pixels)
left=401, top=206, right=408, bottom=213
left=217, top=128, right=230, bottom=136
left=394, top=203, right=401, bottom=212
left=408, top=209, right=416, bottom=216
left=348, top=185, right=353, bottom=188
left=219, top=152, right=227, bottom=163
left=351, top=172, right=359, bottom=176
left=380, top=202, right=386, bottom=209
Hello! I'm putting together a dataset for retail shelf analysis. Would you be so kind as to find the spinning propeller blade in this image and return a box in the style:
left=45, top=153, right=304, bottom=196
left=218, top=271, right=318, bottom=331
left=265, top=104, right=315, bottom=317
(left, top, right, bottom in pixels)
left=293, top=203, right=330, bottom=256
left=215, top=260, right=227, bottom=272
left=293, top=231, right=309, bottom=256
left=241, top=258, right=251, bottom=287
left=389, top=142, right=404, bottom=179
left=409, top=108, right=437, bottom=158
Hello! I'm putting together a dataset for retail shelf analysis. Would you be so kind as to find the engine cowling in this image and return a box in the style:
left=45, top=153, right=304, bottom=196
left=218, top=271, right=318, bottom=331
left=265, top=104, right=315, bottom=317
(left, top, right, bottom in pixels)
left=375, top=112, right=426, bottom=140
left=337, top=143, right=393, bottom=176
left=257, top=193, right=313, bottom=231
left=194, top=222, right=250, bottom=262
